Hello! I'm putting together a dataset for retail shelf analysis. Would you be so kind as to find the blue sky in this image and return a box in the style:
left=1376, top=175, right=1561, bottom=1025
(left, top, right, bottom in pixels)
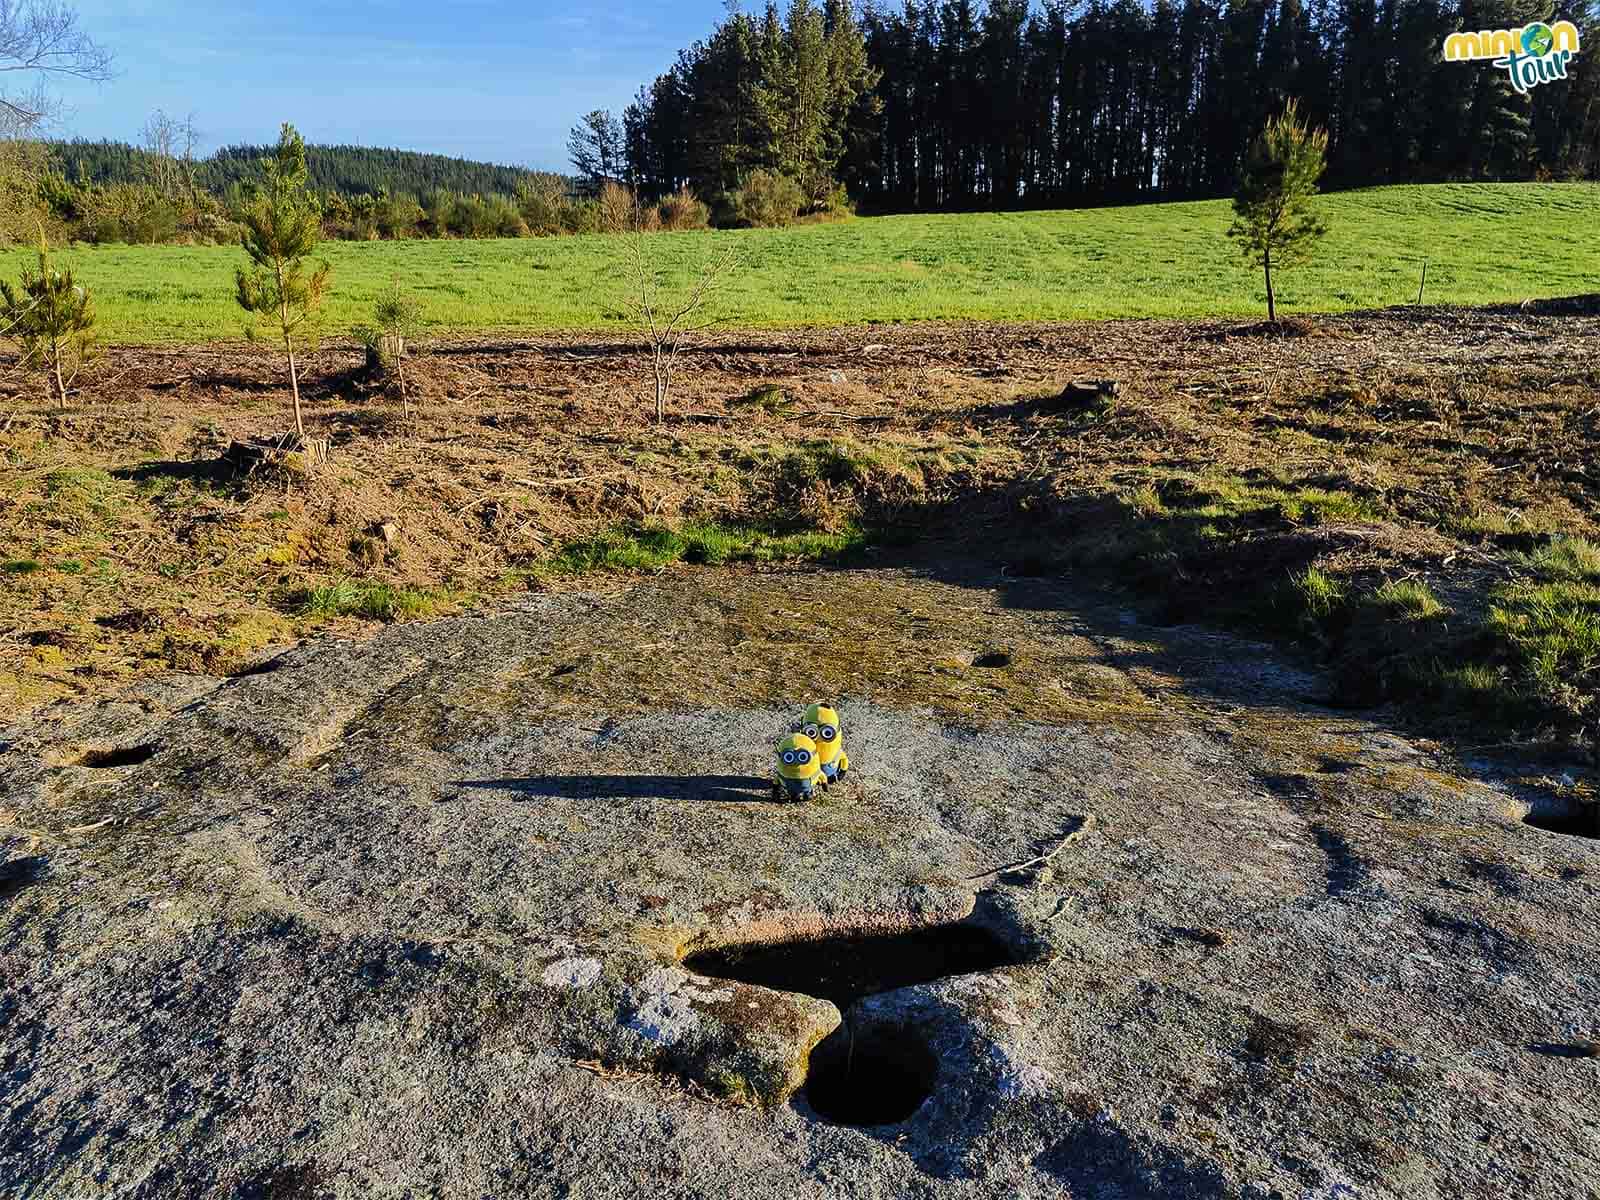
left=49, top=1, right=732, bottom=170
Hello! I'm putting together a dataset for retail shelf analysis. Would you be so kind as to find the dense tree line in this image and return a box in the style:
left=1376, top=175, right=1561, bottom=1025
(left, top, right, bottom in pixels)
left=21, top=142, right=704, bottom=246
left=622, top=0, right=1600, bottom=212
left=621, top=0, right=879, bottom=214
left=21, top=138, right=615, bottom=245
left=46, top=139, right=564, bottom=199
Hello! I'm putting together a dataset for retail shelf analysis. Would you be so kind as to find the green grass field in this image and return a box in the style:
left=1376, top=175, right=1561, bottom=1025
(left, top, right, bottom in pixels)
left=5, top=182, right=1596, bottom=343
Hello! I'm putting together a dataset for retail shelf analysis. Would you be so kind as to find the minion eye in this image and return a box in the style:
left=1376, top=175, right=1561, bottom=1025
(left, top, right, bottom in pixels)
left=820, top=724, right=837, bottom=741
left=782, top=750, right=796, bottom=765
left=804, top=724, right=819, bottom=738
left=797, top=750, right=811, bottom=765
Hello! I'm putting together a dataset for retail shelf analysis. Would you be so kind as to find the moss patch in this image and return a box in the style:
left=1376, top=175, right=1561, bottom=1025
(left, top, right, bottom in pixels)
left=545, top=520, right=868, bottom=575
left=294, top=580, right=446, bottom=622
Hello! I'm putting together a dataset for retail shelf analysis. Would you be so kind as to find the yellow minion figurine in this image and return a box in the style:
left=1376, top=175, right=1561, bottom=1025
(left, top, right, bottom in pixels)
left=774, top=733, right=824, bottom=802
left=800, top=702, right=849, bottom=783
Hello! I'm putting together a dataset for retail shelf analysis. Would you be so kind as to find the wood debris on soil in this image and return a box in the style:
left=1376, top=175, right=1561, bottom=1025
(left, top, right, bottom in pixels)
left=2, top=307, right=1597, bottom=719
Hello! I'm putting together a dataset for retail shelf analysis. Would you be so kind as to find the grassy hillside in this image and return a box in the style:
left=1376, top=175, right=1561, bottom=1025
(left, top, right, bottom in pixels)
left=4, top=183, right=1595, bottom=343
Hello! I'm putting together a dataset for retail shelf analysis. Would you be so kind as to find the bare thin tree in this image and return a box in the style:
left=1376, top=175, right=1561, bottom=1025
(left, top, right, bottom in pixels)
left=0, top=1, right=113, bottom=135
left=141, top=108, right=181, bottom=197
left=623, top=224, right=737, bottom=424
left=140, top=108, right=202, bottom=222
left=177, top=111, right=200, bottom=212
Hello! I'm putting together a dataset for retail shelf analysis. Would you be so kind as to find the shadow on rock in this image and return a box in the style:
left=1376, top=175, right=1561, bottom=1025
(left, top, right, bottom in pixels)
left=1528, top=1041, right=1600, bottom=1059
left=457, top=774, right=774, bottom=803
left=1312, top=825, right=1378, bottom=900
left=1036, top=1111, right=1233, bottom=1199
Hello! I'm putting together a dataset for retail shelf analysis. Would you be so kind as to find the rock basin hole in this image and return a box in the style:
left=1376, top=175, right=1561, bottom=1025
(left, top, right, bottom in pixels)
left=684, top=920, right=1024, bottom=1126
left=1524, top=798, right=1599, bottom=839
left=76, top=744, right=157, bottom=769
left=682, top=921, right=1019, bottom=1011
left=803, top=1022, right=940, bottom=1127
left=971, top=651, right=1012, bottom=669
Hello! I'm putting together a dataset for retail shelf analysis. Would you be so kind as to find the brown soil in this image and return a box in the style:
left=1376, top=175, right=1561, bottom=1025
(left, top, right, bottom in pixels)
left=2, top=301, right=1597, bottom=721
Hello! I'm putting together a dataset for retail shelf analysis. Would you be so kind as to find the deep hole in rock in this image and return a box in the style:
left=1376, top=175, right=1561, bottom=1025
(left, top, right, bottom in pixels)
left=682, top=921, right=1019, bottom=1011
left=1524, top=802, right=1598, bottom=839
left=76, top=744, right=158, bottom=769
left=971, top=651, right=1012, bottom=669
left=0, top=855, right=47, bottom=900
left=803, top=1022, right=939, bottom=1127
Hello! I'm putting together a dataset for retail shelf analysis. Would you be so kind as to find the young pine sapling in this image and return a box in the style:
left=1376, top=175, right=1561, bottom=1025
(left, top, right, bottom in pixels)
left=1228, top=100, right=1329, bottom=324
left=0, top=236, right=95, bottom=410
left=235, top=123, right=331, bottom=441
left=354, top=279, right=425, bottom=414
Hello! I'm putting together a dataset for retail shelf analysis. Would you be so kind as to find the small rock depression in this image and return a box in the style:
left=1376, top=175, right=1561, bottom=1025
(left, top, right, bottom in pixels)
left=803, top=1023, right=940, bottom=1127
left=232, top=654, right=290, bottom=678
left=76, top=744, right=158, bottom=769
left=0, top=854, right=47, bottom=901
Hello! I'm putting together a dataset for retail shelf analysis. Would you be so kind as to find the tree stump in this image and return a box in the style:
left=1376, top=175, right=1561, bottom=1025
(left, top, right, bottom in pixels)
left=1048, top=378, right=1121, bottom=412
left=364, top=333, right=405, bottom=376
left=1056, top=380, right=1120, bottom=404
left=224, top=434, right=331, bottom=475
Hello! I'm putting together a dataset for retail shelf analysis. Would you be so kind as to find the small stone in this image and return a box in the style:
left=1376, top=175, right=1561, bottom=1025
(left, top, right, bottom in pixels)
left=541, top=956, right=603, bottom=989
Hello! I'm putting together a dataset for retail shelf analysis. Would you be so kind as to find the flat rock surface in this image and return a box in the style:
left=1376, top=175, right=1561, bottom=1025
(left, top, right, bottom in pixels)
left=2, top=567, right=1597, bottom=1198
